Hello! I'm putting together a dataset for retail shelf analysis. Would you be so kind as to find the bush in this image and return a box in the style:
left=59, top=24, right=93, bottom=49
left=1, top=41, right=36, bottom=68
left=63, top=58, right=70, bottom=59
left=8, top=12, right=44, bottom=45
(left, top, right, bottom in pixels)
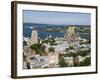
left=79, top=57, right=91, bottom=66
left=30, top=43, right=45, bottom=55
left=23, top=41, right=27, bottom=46
left=48, top=47, right=55, bottom=52
left=58, top=54, right=68, bottom=67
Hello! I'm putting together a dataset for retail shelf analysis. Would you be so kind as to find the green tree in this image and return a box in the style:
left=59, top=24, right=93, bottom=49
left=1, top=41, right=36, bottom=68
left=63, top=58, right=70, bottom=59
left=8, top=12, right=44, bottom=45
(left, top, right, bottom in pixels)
left=78, top=50, right=89, bottom=57
left=43, top=37, right=56, bottom=45
left=69, top=46, right=74, bottom=49
left=64, top=52, right=79, bottom=66
left=48, top=47, right=55, bottom=52
left=23, top=40, right=27, bottom=46
left=79, top=57, right=91, bottom=66
left=30, top=43, right=46, bottom=56
left=64, top=52, right=77, bottom=57
left=58, top=54, right=68, bottom=67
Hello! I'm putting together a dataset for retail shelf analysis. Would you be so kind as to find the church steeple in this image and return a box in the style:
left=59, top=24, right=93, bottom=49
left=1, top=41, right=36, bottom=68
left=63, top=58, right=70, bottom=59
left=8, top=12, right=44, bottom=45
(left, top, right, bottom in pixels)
left=64, top=27, right=80, bottom=42
left=31, top=27, right=38, bottom=44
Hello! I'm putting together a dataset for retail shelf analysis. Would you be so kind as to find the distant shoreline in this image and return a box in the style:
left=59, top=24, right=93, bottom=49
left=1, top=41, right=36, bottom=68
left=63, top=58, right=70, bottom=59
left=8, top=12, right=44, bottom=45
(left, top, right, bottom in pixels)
left=23, top=23, right=90, bottom=40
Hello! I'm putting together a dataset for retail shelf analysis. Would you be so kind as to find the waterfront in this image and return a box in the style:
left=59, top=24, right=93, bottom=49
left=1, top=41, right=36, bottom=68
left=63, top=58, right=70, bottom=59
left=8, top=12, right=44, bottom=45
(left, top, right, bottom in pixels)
left=23, top=23, right=90, bottom=40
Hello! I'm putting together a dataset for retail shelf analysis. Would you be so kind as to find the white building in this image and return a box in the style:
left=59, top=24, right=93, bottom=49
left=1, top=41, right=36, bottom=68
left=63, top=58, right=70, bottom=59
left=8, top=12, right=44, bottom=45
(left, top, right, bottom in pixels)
left=64, top=57, right=74, bottom=66
left=29, top=55, right=49, bottom=68
left=55, top=42, right=69, bottom=54
left=48, top=53, right=58, bottom=67
left=29, top=53, right=59, bottom=68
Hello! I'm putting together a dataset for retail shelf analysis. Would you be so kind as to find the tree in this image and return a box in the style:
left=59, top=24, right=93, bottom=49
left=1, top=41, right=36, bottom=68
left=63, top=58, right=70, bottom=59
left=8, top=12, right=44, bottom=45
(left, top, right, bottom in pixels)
left=78, top=50, right=89, bottom=57
left=58, top=54, right=68, bottom=67
left=64, top=52, right=77, bottom=57
left=30, top=43, right=46, bottom=56
left=43, top=37, right=56, bottom=45
left=79, top=57, right=91, bottom=66
left=69, top=46, right=74, bottom=49
left=64, top=52, right=79, bottom=66
left=48, top=47, right=55, bottom=52
left=23, top=40, right=27, bottom=46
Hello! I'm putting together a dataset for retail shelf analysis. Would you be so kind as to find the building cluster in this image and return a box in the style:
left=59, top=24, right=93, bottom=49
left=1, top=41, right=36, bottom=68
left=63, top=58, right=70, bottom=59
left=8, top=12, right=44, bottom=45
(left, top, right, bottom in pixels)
left=23, top=27, right=90, bottom=69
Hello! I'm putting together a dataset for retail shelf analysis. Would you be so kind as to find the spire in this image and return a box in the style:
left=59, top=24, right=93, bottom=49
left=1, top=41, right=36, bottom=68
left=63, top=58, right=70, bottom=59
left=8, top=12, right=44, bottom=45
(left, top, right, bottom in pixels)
left=64, top=27, right=80, bottom=42
left=31, top=27, right=38, bottom=44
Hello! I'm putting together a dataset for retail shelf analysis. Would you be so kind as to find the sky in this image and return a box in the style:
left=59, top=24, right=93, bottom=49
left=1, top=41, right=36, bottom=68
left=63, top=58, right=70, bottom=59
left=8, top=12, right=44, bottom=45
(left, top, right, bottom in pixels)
left=23, top=10, right=91, bottom=25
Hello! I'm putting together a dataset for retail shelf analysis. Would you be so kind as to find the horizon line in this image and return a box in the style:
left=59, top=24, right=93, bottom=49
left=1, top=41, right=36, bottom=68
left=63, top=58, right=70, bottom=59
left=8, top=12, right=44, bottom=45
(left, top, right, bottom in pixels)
left=23, top=22, right=91, bottom=26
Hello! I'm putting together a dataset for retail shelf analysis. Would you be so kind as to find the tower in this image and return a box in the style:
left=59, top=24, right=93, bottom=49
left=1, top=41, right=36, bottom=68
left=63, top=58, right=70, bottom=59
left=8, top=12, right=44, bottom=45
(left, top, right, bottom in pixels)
left=64, top=27, right=80, bottom=44
left=31, top=28, right=38, bottom=44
